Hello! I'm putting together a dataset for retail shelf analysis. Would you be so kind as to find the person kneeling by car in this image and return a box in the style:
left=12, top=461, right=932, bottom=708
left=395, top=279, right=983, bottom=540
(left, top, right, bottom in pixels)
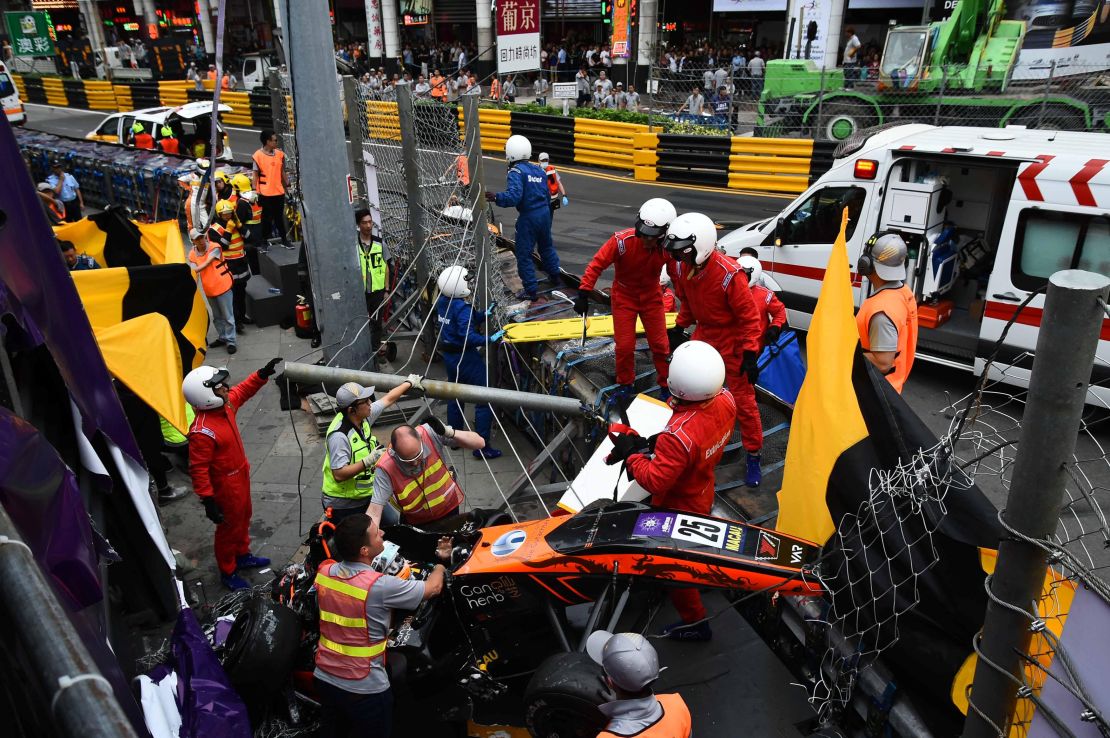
left=315, top=513, right=448, bottom=738
left=587, top=631, right=692, bottom=737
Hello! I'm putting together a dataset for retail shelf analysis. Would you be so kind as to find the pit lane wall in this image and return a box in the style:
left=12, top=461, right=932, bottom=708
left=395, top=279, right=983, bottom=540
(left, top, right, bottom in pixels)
left=12, top=73, right=832, bottom=195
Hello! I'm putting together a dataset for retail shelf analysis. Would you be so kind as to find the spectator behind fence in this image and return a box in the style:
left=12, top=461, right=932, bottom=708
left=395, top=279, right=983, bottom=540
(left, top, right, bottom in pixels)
left=48, top=160, right=83, bottom=223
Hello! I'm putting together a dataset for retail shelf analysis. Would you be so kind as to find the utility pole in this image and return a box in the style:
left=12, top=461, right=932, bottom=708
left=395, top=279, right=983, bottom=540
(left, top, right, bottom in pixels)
left=961, top=270, right=1110, bottom=738
left=286, top=0, right=373, bottom=371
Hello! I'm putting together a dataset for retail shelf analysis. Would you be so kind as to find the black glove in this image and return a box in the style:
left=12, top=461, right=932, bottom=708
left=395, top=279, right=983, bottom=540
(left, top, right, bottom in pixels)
left=763, top=324, right=782, bottom=345
left=258, top=357, right=282, bottom=379
left=202, top=497, right=225, bottom=524
left=668, top=326, right=689, bottom=353
left=425, top=415, right=455, bottom=439
left=573, top=294, right=589, bottom=316
left=741, top=350, right=760, bottom=386
left=605, top=433, right=650, bottom=466
left=484, top=192, right=496, bottom=203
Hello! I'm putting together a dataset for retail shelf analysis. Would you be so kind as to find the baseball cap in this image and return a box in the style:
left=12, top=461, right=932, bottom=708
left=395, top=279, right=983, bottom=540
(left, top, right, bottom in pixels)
left=37, top=182, right=52, bottom=192
left=538, top=152, right=550, bottom=162
left=871, top=233, right=908, bottom=281
left=586, top=631, right=660, bottom=692
left=336, top=381, right=375, bottom=409
left=188, top=227, right=205, bottom=241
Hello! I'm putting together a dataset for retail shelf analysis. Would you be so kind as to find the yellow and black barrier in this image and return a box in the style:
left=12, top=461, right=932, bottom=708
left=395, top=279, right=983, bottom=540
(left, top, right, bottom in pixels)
left=84, top=80, right=117, bottom=111
left=573, top=118, right=647, bottom=171
left=512, top=111, right=575, bottom=166
left=367, top=100, right=401, bottom=141
left=728, top=137, right=813, bottom=194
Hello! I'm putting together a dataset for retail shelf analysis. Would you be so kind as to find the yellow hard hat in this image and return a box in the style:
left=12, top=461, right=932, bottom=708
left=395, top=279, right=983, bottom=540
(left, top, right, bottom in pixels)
left=216, top=199, right=235, bottom=216
left=214, top=170, right=230, bottom=185
left=231, top=173, right=252, bottom=193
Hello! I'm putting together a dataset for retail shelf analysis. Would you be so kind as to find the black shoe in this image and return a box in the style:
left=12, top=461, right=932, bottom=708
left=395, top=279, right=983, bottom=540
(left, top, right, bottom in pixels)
left=227, top=344, right=237, bottom=355
left=310, top=336, right=322, bottom=348
left=157, top=486, right=189, bottom=506
left=207, top=338, right=226, bottom=348
left=241, top=316, right=255, bottom=325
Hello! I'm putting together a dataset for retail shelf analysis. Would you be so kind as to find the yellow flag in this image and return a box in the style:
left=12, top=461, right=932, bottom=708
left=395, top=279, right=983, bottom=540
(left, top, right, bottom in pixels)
left=775, top=208, right=869, bottom=545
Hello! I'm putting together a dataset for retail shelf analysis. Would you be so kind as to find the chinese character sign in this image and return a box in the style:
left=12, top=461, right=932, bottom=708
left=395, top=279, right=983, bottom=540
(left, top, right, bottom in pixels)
left=4, top=12, right=57, bottom=58
left=611, top=0, right=632, bottom=58
left=496, top=0, right=541, bottom=75
left=364, top=0, right=384, bottom=57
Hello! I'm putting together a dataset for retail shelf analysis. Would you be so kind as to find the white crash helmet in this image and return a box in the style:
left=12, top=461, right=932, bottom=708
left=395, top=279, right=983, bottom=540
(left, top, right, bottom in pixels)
left=664, top=212, right=717, bottom=266
left=437, top=265, right=471, bottom=299
left=659, top=265, right=671, bottom=286
left=239, top=189, right=258, bottom=203
left=737, top=254, right=762, bottom=284
left=505, top=134, right=532, bottom=164
left=636, top=198, right=677, bottom=239
left=183, top=366, right=229, bottom=410
left=668, top=341, right=725, bottom=402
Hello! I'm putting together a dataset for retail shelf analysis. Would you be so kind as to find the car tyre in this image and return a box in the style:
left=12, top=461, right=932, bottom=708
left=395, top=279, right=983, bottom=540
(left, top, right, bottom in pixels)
left=221, top=595, right=301, bottom=703
left=524, top=652, right=613, bottom=738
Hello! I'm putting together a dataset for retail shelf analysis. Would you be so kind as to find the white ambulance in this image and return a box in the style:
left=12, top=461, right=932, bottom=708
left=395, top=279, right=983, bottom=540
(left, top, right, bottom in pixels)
left=719, top=124, right=1110, bottom=404
left=0, top=61, right=26, bottom=125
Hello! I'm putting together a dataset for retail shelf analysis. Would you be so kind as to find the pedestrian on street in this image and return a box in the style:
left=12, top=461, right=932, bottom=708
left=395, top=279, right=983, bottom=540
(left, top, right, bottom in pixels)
left=322, top=378, right=423, bottom=525
left=187, top=228, right=237, bottom=354
left=369, top=419, right=488, bottom=529
left=664, top=212, right=765, bottom=488
left=313, top=514, right=446, bottom=738
left=586, top=631, right=693, bottom=737
left=486, top=135, right=561, bottom=302
left=748, top=51, right=765, bottom=98
left=606, top=340, right=736, bottom=641
left=856, top=232, right=918, bottom=392
left=184, top=359, right=282, bottom=590
left=207, top=199, right=252, bottom=330
left=434, top=266, right=503, bottom=459
left=534, top=73, right=550, bottom=105
left=47, top=160, right=83, bottom=223
left=843, top=26, right=862, bottom=88
left=538, top=152, right=567, bottom=218
left=575, top=198, right=677, bottom=400
left=737, top=255, right=787, bottom=348
left=252, top=129, right=293, bottom=249
left=355, top=209, right=389, bottom=357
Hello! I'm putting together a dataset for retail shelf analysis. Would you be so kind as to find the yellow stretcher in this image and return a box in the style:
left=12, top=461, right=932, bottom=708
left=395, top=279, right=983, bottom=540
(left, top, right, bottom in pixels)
left=496, top=312, right=679, bottom=344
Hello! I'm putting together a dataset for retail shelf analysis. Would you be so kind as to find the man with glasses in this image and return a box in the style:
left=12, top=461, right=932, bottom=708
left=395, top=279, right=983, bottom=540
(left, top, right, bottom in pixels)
left=323, top=379, right=424, bottom=524
left=369, top=419, right=487, bottom=529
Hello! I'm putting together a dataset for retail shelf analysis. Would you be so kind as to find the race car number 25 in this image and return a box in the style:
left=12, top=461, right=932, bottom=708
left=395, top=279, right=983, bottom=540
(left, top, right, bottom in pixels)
left=670, top=514, right=727, bottom=547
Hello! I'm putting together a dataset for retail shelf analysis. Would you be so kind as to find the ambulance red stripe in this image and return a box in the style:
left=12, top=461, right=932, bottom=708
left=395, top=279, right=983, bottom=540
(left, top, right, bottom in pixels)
left=1017, top=154, right=1054, bottom=201
left=1069, top=159, right=1108, bottom=207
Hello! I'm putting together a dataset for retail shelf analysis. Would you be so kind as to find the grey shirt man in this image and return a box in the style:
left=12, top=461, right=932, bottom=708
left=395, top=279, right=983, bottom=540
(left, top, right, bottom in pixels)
left=312, top=560, right=425, bottom=694
left=324, top=400, right=386, bottom=511
left=866, top=282, right=904, bottom=352
left=370, top=423, right=452, bottom=509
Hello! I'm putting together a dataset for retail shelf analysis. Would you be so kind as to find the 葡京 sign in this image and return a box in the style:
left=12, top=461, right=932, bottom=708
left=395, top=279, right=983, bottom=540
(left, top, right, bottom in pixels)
left=4, top=12, right=56, bottom=58
left=496, top=0, right=541, bottom=76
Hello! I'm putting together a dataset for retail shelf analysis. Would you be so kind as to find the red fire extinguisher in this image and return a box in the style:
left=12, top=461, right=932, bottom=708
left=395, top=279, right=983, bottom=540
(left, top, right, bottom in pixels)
left=294, top=296, right=314, bottom=339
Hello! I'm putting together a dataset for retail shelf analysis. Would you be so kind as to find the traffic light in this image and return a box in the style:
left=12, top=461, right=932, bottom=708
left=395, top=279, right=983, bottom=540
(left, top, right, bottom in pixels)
left=600, top=0, right=612, bottom=23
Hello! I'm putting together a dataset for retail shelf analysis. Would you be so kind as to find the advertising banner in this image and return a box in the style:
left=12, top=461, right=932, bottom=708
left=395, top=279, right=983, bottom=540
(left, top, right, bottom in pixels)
left=364, top=0, right=384, bottom=57
left=611, top=0, right=632, bottom=58
left=786, top=0, right=835, bottom=68
left=4, top=11, right=56, bottom=57
left=497, top=0, right=542, bottom=75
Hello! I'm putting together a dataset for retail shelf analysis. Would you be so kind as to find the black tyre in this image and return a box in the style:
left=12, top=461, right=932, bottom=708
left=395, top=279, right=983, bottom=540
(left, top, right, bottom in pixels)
left=818, top=101, right=879, bottom=141
left=524, top=652, right=613, bottom=738
left=1009, top=103, right=1088, bottom=131
left=222, top=595, right=301, bottom=698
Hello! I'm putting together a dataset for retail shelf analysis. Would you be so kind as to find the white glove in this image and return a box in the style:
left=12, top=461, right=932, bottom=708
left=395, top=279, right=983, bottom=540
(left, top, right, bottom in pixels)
left=406, top=373, right=425, bottom=394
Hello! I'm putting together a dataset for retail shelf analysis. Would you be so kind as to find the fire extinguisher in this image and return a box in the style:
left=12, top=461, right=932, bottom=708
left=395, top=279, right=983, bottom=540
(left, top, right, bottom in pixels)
left=294, top=296, right=314, bottom=339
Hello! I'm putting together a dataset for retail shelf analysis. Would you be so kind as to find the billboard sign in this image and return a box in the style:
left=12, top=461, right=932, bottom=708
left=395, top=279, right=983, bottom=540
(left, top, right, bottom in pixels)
left=4, top=11, right=57, bottom=57
left=612, top=0, right=633, bottom=58
left=497, top=0, right=541, bottom=75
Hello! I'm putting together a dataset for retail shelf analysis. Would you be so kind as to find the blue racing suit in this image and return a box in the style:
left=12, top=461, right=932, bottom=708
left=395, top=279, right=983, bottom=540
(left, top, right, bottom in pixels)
left=494, top=160, right=560, bottom=298
left=435, top=294, right=493, bottom=443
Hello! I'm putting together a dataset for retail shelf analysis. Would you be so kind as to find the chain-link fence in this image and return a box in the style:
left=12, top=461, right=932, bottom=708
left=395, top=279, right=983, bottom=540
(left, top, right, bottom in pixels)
left=757, top=60, right=1110, bottom=141
left=647, top=62, right=752, bottom=135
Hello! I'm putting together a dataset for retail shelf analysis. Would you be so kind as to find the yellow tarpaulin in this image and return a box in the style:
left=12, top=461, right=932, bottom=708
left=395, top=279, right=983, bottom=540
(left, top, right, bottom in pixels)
left=93, top=314, right=189, bottom=433
left=54, top=217, right=186, bottom=267
left=498, top=312, right=679, bottom=344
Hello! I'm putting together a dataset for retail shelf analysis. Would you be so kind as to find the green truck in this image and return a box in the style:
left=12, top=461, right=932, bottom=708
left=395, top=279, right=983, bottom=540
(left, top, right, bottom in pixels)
left=757, top=0, right=1105, bottom=140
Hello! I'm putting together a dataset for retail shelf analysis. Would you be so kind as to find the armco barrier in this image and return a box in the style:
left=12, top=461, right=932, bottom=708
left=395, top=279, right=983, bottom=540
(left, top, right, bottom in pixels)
left=11, top=74, right=26, bottom=100
left=633, top=133, right=660, bottom=181
left=512, top=111, right=574, bottom=165
left=41, top=77, right=68, bottom=107
left=728, top=138, right=812, bottom=194
left=128, top=82, right=163, bottom=110
left=85, top=81, right=117, bottom=111
left=654, top=134, right=732, bottom=188
left=573, top=118, right=647, bottom=172
left=112, top=84, right=134, bottom=112
left=62, top=79, right=88, bottom=109
left=249, top=90, right=274, bottom=130
left=462, top=107, right=510, bottom=153
left=158, top=80, right=191, bottom=107
left=21, top=77, right=47, bottom=105
left=220, top=92, right=255, bottom=126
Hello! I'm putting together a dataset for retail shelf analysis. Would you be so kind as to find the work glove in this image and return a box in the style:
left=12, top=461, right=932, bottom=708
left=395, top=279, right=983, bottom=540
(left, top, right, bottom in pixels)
left=573, top=293, right=589, bottom=316
left=426, top=415, right=456, bottom=439
left=365, top=446, right=386, bottom=467
left=258, top=357, right=282, bottom=379
left=741, top=350, right=760, bottom=386
left=562, top=196, right=569, bottom=207
left=406, top=373, right=425, bottom=396
left=763, top=324, right=782, bottom=345
left=605, top=432, right=650, bottom=466
left=668, top=326, right=689, bottom=353
left=202, top=497, right=225, bottom=524
left=484, top=192, right=496, bottom=203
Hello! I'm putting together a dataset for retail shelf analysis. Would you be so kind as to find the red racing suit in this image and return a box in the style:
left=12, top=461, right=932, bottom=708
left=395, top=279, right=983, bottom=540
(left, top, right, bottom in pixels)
left=627, top=390, right=737, bottom=622
left=661, top=285, right=677, bottom=313
left=188, top=371, right=267, bottom=575
left=668, top=252, right=763, bottom=452
left=752, top=284, right=787, bottom=342
left=579, top=228, right=670, bottom=388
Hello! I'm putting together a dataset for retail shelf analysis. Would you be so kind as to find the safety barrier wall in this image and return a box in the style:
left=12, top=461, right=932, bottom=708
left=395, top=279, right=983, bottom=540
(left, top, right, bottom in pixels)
left=13, top=74, right=836, bottom=194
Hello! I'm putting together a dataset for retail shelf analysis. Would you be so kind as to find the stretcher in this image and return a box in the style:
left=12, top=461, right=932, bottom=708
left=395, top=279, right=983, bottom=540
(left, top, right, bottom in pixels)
left=494, top=312, right=680, bottom=344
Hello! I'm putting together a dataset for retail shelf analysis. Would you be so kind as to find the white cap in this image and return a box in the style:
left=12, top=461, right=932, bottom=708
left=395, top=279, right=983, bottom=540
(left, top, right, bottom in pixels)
left=335, top=382, right=375, bottom=410
left=586, top=631, right=660, bottom=692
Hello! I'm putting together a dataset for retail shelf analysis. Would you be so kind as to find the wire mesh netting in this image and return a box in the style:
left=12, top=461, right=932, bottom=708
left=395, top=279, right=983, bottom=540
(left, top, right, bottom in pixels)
left=647, top=62, right=751, bottom=134
left=807, top=351, right=1110, bottom=735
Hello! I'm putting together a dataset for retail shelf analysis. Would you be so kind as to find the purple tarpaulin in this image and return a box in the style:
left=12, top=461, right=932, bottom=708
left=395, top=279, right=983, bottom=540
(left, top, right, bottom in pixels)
left=170, top=608, right=252, bottom=738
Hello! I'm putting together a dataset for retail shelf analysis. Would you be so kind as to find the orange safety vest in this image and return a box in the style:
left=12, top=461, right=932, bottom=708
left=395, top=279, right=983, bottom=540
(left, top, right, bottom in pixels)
left=314, top=563, right=387, bottom=680
left=188, top=247, right=232, bottom=297
left=134, top=132, right=155, bottom=150
left=221, top=74, right=231, bottom=90
left=544, top=164, right=560, bottom=198
left=490, top=77, right=501, bottom=100
left=430, top=75, right=447, bottom=100
left=45, top=197, right=65, bottom=221
left=856, top=283, right=918, bottom=393
left=252, top=148, right=286, bottom=196
left=374, top=425, right=463, bottom=524
left=597, top=694, right=692, bottom=738
left=455, top=155, right=470, bottom=186
left=159, top=136, right=180, bottom=155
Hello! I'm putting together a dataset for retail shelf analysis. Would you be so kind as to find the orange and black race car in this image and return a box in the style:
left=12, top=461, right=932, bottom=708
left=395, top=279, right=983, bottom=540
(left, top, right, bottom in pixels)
left=223, top=501, right=823, bottom=736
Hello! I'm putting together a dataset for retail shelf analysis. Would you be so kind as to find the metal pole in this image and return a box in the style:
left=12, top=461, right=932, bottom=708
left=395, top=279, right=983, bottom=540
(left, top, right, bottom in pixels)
left=287, top=0, right=374, bottom=371
left=961, top=269, right=1110, bottom=738
left=934, top=66, right=946, bottom=126
left=283, top=362, right=588, bottom=416
left=268, top=68, right=284, bottom=133
left=342, top=75, right=368, bottom=209
left=0, top=505, right=139, bottom=738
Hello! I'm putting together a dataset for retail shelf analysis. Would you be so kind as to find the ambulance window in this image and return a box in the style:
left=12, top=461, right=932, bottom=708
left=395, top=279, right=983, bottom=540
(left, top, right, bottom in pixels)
left=95, top=117, right=119, bottom=136
left=780, top=186, right=866, bottom=244
left=1078, top=218, right=1110, bottom=276
left=0, top=73, right=14, bottom=99
left=1013, top=210, right=1110, bottom=290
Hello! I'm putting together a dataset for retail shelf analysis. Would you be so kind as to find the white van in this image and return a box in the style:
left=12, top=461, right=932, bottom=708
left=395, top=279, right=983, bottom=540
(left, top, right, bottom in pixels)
left=719, top=124, right=1110, bottom=404
left=86, top=101, right=233, bottom=160
left=0, top=61, right=26, bottom=125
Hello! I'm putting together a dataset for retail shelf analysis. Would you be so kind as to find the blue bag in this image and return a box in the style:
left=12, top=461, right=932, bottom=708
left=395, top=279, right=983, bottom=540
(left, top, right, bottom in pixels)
left=756, top=329, right=806, bottom=406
